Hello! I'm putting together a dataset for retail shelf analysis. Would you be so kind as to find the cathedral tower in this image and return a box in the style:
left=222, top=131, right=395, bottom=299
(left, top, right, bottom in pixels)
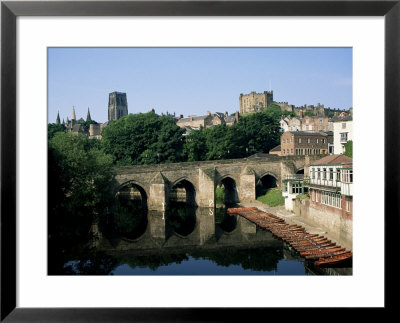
left=108, top=92, right=128, bottom=121
left=86, top=107, right=92, bottom=122
left=56, top=111, right=60, bottom=124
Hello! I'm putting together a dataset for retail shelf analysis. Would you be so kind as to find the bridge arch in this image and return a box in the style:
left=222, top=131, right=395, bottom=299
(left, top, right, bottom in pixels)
left=114, top=180, right=148, bottom=208
left=169, top=178, right=197, bottom=206
left=112, top=180, right=149, bottom=241
left=216, top=175, right=240, bottom=205
left=256, top=172, right=279, bottom=198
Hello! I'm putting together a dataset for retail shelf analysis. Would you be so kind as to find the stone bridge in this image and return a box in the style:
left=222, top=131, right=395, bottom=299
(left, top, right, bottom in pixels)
left=112, top=155, right=322, bottom=210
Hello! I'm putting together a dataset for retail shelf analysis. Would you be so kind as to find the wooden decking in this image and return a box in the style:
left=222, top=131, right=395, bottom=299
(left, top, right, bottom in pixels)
left=227, top=207, right=352, bottom=267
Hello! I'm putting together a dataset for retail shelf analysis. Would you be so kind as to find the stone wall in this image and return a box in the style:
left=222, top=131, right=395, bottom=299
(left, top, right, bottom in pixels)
left=294, top=198, right=352, bottom=250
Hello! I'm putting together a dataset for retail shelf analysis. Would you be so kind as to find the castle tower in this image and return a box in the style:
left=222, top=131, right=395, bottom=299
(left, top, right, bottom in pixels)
left=86, top=107, right=92, bottom=122
left=108, top=91, right=128, bottom=121
left=71, top=106, right=76, bottom=121
left=239, top=90, right=273, bottom=114
left=56, top=111, right=60, bottom=124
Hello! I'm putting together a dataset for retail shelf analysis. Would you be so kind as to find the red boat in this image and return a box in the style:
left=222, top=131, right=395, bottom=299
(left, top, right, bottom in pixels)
left=315, top=252, right=353, bottom=267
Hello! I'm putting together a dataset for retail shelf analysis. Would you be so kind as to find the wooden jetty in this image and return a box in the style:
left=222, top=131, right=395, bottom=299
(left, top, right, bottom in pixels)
left=227, top=207, right=352, bottom=267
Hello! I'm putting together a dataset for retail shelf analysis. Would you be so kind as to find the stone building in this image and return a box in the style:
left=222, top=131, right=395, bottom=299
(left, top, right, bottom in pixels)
left=274, top=101, right=295, bottom=113
left=301, top=116, right=332, bottom=132
left=269, top=145, right=281, bottom=156
left=108, top=91, right=128, bottom=121
left=176, top=113, right=213, bottom=129
left=280, top=131, right=329, bottom=156
left=176, top=111, right=239, bottom=131
left=239, top=91, right=273, bottom=114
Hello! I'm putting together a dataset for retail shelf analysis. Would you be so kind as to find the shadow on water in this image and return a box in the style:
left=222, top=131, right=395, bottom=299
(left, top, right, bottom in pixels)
left=215, top=204, right=238, bottom=239
left=100, top=197, right=148, bottom=242
left=166, top=202, right=197, bottom=237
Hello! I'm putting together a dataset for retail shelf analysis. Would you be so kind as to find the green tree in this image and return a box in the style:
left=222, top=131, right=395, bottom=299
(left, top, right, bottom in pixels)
left=48, top=132, right=114, bottom=248
left=183, top=127, right=208, bottom=161
left=101, top=113, right=185, bottom=165
left=304, top=111, right=315, bottom=117
left=48, top=123, right=66, bottom=140
left=344, top=140, right=353, bottom=158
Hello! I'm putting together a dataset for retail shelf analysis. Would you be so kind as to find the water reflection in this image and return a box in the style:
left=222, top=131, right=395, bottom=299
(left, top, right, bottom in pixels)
left=52, top=203, right=352, bottom=276
left=166, top=202, right=197, bottom=237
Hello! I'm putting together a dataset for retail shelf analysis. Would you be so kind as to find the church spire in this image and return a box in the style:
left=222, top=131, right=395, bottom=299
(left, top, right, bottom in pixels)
left=71, top=106, right=76, bottom=121
left=56, top=111, right=60, bottom=124
left=86, top=107, right=92, bottom=122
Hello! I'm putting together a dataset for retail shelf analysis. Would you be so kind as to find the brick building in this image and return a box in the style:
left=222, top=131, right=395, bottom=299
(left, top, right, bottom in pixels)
left=280, top=131, right=329, bottom=156
left=307, top=155, right=353, bottom=245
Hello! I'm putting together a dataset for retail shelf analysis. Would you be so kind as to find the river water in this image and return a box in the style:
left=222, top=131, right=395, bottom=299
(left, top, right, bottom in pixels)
left=51, top=200, right=352, bottom=276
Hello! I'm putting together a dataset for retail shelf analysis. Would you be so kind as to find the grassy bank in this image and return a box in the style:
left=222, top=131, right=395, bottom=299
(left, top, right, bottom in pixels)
left=256, top=188, right=284, bottom=207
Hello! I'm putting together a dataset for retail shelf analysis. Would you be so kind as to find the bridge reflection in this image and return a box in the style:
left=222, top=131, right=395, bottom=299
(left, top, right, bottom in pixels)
left=96, top=204, right=282, bottom=252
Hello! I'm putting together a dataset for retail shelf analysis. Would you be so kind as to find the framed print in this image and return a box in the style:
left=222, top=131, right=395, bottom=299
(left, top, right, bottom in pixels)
left=1, top=0, right=399, bottom=321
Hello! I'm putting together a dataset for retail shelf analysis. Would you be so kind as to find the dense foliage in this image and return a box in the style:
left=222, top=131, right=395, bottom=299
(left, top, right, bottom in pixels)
left=48, top=123, right=66, bottom=140
left=344, top=140, right=353, bottom=158
left=48, top=132, right=114, bottom=251
left=101, top=112, right=185, bottom=165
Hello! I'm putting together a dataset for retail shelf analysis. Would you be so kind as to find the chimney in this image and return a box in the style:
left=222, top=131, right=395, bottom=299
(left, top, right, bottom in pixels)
left=225, top=111, right=228, bottom=117
left=235, top=111, right=239, bottom=123
left=179, top=114, right=183, bottom=119
left=207, top=111, right=211, bottom=116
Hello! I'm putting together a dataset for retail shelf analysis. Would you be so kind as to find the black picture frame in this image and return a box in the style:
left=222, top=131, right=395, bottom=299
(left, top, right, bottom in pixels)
left=1, top=0, right=398, bottom=321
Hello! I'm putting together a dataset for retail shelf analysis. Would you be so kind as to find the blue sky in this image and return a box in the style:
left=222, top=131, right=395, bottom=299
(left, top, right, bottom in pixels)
left=48, top=47, right=352, bottom=124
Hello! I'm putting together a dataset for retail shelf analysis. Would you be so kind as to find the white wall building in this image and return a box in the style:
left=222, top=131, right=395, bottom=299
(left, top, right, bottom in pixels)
left=333, top=116, right=353, bottom=154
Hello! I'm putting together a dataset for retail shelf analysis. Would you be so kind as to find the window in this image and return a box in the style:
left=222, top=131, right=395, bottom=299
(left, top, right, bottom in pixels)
left=323, top=168, right=327, bottom=180
left=342, top=169, right=353, bottom=183
left=319, top=119, right=322, bottom=124
left=316, top=191, right=319, bottom=202
left=312, top=168, right=315, bottom=179
left=283, top=149, right=285, bottom=154
left=306, top=119, right=309, bottom=124
left=342, top=123, right=346, bottom=129
left=322, top=139, right=326, bottom=144
left=316, top=138, right=319, bottom=144
left=298, top=138, right=301, bottom=144
left=317, top=168, right=321, bottom=179
left=291, top=148, right=293, bottom=154
left=346, top=197, right=351, bottom=212
left=337, top=169, right=341, bottom=182
left=340, top=132, right=348, bottom=142
left=329, top=168, right=334, bottom=180
left=291, top=182, right=303, bottom=194
left=307, top=138, right=310, bottom=144
left=312, top=190, right=315, bottom=201
left=321, top=191, right=342, bottom=208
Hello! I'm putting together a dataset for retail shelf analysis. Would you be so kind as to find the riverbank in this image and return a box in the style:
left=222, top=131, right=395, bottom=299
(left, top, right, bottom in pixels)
left=237, top=200, right=352, bottom=251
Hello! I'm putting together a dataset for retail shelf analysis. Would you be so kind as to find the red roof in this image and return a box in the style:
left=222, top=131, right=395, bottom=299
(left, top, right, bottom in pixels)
left=311, top=154, right=352, bottom=166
